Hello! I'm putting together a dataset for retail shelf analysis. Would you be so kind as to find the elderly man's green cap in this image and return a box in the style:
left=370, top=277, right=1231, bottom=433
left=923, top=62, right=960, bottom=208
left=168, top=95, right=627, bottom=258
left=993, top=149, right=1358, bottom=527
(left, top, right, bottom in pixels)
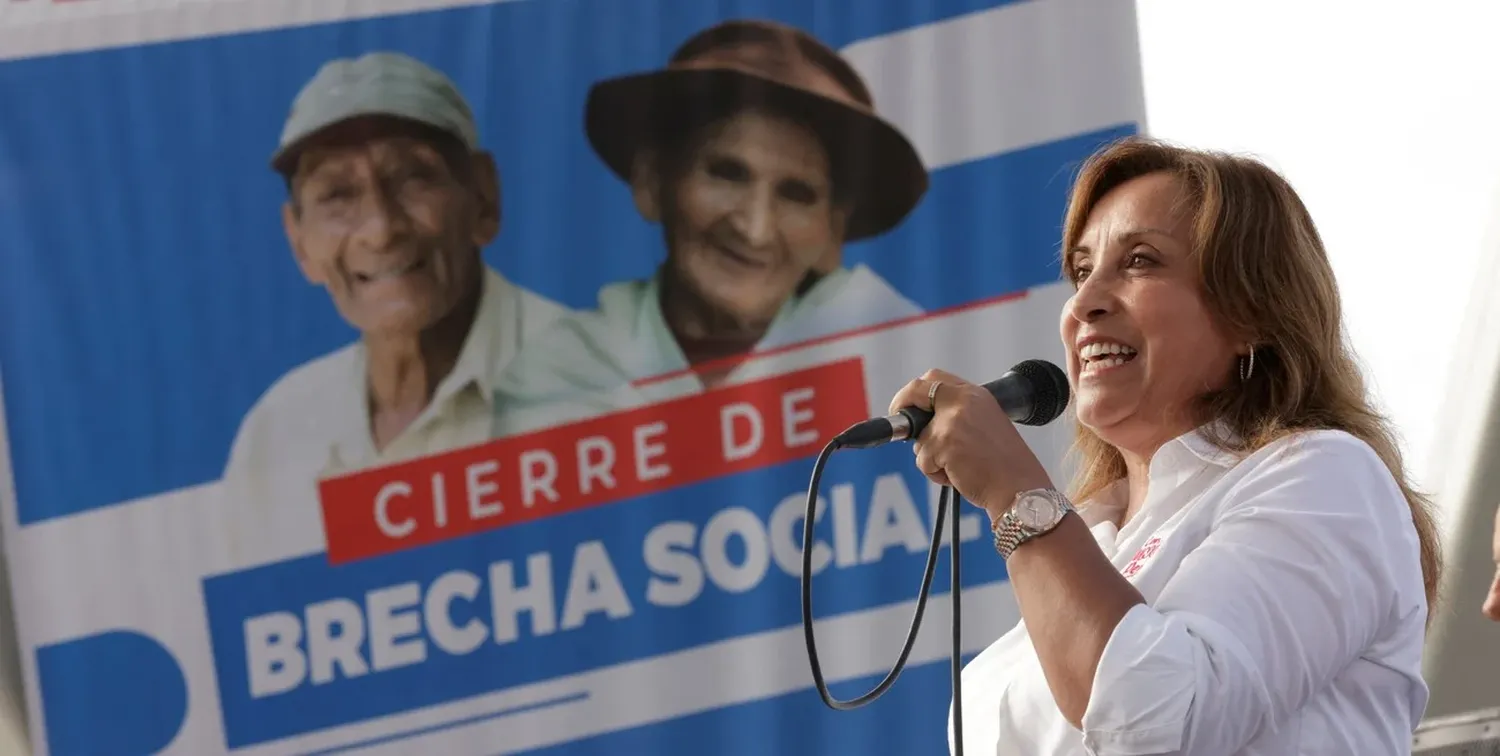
left=271, top=51, right=479, bottom=174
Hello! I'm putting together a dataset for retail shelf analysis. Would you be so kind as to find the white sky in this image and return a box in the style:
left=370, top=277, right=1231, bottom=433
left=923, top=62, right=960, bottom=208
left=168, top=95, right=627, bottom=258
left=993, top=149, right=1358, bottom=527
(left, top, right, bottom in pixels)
left=1134, top=0, right=1500, bottom=502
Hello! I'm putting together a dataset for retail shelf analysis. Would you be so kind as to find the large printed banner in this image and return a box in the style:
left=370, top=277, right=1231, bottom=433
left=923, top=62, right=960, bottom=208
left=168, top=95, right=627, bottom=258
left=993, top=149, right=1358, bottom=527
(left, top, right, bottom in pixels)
left=0, top=0, right=1146, bottom=753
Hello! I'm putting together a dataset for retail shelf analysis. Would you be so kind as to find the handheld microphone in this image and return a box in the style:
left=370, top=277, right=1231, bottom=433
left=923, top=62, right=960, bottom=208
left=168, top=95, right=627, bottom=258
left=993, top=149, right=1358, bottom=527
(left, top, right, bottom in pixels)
left=832, top=359, right=1071, bottom=449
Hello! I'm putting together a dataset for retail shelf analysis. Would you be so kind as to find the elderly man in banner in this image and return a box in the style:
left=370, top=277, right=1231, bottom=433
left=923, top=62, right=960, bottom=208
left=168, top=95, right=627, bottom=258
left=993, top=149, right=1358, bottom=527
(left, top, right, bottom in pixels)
left=490, top=19, right=928, bottom=438
left=224, top=52, right=567, bottom=556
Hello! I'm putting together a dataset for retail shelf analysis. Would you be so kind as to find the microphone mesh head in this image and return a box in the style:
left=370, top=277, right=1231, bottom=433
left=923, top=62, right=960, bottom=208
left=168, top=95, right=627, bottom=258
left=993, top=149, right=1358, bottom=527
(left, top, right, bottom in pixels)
left=1012, top=359, right=1070, bottom=426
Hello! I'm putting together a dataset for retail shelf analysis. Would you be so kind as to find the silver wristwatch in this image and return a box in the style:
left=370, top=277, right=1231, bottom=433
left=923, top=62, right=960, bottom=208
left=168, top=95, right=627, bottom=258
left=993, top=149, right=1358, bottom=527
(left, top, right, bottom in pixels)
left=992, top=487, right=1075, bottom=559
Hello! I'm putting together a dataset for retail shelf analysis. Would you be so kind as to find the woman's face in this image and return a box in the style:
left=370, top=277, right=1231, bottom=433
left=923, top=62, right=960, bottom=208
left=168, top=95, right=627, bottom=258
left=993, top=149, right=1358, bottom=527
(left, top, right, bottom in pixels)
left=1059, top=171, right=1242, bottom=454
left=658, top=109, right=844, bottom=328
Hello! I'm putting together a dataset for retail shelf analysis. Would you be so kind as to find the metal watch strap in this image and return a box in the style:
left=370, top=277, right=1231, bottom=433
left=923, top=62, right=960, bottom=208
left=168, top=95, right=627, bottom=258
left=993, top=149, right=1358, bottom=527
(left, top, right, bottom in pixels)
left=992, top=513, right=1030, bottom=558
left=992, top=488, right=1074, bottom=559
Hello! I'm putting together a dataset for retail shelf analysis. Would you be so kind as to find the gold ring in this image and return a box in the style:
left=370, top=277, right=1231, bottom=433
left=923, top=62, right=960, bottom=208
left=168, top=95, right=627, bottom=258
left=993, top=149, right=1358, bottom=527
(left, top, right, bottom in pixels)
left=927, top=380, right=942, bottom=409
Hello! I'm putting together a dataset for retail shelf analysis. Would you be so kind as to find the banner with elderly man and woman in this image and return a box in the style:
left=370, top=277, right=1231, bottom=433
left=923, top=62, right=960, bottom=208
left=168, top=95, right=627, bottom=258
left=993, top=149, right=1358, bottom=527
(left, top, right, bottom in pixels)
left=0, top=0, right=1145, bottom=753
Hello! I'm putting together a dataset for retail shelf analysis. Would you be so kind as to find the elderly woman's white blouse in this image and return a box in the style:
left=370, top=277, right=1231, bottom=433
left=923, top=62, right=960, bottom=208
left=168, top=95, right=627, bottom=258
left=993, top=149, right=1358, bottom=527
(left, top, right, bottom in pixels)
left=950, top=428, right=1429, bottom=755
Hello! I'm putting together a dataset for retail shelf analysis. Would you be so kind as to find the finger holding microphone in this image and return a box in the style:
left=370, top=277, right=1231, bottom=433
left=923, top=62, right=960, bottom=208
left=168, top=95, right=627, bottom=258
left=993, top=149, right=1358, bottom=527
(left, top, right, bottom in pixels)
left=889, top=368, right=1057, bottom=522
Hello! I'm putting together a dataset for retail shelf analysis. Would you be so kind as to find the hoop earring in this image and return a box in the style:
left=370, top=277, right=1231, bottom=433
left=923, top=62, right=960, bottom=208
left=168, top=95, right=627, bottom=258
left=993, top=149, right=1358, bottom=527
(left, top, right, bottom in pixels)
left=1239, top=348, right=1256, bottom=382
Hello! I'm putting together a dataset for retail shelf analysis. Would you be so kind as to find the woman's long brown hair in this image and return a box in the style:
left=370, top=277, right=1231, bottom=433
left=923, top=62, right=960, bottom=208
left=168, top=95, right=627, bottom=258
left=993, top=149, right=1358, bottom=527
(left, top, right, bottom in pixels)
left=1059, top=136, right=1443, bottom=614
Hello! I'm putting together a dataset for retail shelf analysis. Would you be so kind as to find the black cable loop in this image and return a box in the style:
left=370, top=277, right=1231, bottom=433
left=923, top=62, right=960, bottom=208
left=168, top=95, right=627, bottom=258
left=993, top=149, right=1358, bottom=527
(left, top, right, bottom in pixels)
left=800, top=438, right=966, bottom=755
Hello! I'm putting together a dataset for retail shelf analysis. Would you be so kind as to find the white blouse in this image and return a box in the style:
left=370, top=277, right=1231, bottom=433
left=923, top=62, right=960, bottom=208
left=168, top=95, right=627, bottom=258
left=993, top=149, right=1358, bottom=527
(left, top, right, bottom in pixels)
left=950, top=428, right=1430, bottom=755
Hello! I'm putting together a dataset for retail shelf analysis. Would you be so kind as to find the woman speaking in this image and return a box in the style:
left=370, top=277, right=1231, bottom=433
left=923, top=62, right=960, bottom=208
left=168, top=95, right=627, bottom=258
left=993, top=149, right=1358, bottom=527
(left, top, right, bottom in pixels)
left=892, top=137, right=1441, bottom=755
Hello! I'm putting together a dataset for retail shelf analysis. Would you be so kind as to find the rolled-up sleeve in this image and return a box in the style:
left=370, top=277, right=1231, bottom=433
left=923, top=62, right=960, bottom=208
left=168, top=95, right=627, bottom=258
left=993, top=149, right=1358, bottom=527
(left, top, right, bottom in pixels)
left=1077, top=433, right=1425, bottom=755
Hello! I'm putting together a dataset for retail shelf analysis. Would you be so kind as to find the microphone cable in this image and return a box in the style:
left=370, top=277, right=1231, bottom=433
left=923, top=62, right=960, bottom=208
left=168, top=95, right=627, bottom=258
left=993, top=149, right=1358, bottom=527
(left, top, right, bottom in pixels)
left=798, top=359, right=1069, bottom=755
left=799, top=436, right=967, bottom=756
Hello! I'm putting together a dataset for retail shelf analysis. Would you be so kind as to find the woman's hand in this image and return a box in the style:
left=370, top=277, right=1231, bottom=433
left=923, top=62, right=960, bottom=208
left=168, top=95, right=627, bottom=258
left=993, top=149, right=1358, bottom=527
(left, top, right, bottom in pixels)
left=889, top=368, right=1056, bottom=519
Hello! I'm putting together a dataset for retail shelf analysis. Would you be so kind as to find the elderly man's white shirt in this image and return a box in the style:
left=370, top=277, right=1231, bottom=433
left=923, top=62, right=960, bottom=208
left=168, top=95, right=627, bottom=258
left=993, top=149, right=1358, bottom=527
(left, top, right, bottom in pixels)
left=952, top=428, right=1429, bottom=756
left=222, top=266, right=566, bottom=562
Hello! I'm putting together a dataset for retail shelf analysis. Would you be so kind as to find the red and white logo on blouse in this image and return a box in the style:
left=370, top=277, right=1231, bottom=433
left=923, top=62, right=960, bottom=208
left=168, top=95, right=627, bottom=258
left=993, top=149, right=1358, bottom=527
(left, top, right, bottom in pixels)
left=1122, top=536, right=1162, bottom=578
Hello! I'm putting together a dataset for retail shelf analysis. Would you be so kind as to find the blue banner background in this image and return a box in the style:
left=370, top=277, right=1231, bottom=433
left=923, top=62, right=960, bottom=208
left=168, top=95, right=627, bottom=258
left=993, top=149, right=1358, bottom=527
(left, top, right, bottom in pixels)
left=0, top=0, right=1130, bottom=525
left=0, top=0, right=1142, bottom=753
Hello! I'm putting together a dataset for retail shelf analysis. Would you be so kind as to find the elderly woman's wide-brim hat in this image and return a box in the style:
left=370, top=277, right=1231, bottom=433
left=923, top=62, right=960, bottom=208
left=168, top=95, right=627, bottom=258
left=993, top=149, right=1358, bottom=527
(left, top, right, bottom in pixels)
left=584, top=19, right=929, bottom=242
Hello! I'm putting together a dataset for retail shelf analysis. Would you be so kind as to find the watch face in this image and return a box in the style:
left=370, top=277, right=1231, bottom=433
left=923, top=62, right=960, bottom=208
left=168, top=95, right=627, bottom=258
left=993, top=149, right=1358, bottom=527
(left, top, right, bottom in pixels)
left=1016, top=493, right=1060, bottom=530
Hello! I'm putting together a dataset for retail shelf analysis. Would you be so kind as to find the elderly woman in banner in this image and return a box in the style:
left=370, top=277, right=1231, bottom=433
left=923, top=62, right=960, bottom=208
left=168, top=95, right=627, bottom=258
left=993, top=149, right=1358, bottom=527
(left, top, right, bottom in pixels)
left=490, top=19, right=929, bottom=437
